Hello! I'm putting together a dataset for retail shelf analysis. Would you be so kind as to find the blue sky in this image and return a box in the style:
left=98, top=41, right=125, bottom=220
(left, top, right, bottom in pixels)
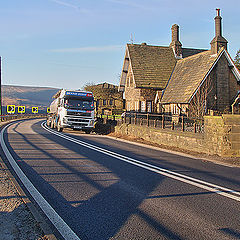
left=0, top=0, right=239, bottom=89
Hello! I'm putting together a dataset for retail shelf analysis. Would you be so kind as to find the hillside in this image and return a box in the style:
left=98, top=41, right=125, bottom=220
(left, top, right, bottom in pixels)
left=1, top=85, right=60, bottom=113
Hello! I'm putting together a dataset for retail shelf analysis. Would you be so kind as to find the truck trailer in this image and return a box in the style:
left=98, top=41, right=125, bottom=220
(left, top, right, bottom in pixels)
left=47, top=89, right=95, bottom=133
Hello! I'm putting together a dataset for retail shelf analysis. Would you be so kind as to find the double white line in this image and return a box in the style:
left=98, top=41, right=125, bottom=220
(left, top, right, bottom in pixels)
left=42, top=122, right=240, bottom=203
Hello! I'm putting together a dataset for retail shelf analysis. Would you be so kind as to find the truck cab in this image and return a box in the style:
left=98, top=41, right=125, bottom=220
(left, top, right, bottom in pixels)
left=47, top=90, right=95, bottom=133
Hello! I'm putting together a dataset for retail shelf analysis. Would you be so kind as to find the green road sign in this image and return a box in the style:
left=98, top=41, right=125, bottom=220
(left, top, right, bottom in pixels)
left=7, top=105, right=15, bottom=114
left=32, top=107, right=38, bottom=114
left=18, top=106, right=25, bottom=114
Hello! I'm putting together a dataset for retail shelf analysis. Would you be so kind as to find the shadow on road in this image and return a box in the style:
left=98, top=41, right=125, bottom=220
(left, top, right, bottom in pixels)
left=2, top=119, right=239, bottom=240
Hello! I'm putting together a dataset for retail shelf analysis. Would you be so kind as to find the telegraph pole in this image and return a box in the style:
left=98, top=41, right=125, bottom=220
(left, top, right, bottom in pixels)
left=0, top=57, right=2, bottom=119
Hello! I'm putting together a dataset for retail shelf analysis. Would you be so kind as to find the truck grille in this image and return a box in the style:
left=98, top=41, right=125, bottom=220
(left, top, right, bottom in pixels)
left=74, top=123, right=88, bottom=127
left=68, top=118, right=89, bottom=123
left=67, top=111, right=91, bottom=117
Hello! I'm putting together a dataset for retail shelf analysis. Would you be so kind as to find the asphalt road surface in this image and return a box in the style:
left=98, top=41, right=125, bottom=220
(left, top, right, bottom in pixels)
left=1, top=118, right=240, bottom=240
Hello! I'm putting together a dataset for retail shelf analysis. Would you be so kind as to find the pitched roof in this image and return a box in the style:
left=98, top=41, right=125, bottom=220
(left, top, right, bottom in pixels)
left=161, top=49, right=221, bottom=104
left=127, top=44, right=176, bottom=89
left=182, top=48, right=207, bottom=58
left=95, top=82, right=117, bottom=89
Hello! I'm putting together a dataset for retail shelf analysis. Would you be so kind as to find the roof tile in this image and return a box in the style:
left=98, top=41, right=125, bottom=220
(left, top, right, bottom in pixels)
left=127, top=44, right=176, bottom=89
left=161, top=50, right=220, bottom=103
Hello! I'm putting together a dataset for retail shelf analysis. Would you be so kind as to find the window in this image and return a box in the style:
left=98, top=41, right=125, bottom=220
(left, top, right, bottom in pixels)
left=141, top=101, right=146, bottom=112
left=109, top=99, right=113, bottom=106
left=103, top=99, right=106, bottom=105
left=147, top=101, right=152, bottom=113
left=171, top=104, right=180, bottom=115
left=127, top=102, right=131, bottom=111
left=135, top=101, right=138, bottom=111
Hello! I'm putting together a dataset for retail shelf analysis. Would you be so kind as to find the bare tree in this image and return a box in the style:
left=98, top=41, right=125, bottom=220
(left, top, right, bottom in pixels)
left=234, top=49, right=240, bottom=71
left=189, top=77, right=213, bottom=119
left=82, top=82, right=95, bottom=91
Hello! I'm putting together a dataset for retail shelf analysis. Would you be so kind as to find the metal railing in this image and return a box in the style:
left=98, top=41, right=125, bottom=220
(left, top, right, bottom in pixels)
left=98, top=112, right=204, bottom=134
left=121, top=113, right=204, bottom=133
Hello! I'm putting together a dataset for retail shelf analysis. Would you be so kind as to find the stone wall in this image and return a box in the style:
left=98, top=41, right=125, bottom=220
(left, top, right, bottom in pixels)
left=229, top=71, right=240, bottom=102
left=115, top=114, right=240, bottom=157
left=215, top=55, right=230, bottom=112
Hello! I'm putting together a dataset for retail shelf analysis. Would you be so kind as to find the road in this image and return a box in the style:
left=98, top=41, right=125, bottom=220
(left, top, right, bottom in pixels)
left=1, top=118, right=240, bottom=240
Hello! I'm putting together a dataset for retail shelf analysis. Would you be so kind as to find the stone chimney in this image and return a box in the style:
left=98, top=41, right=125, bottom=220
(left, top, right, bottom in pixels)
left=210, top=9, right=228, bottom=54
left=169, top=24, right=182, bottom=58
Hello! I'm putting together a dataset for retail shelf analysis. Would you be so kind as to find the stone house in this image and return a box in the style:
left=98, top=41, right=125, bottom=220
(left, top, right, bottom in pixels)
left=119, top=9, right=240, bottom=116
left=118, top=43, right=176, bottom=113
left=85, top=82, right=123, bottom=115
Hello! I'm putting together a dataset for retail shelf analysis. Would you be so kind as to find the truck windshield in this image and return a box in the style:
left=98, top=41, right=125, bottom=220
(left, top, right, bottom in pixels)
left=65, top=98, right=94, bottom=110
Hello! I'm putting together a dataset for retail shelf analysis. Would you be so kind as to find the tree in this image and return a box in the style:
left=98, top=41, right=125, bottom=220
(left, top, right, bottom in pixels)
left=82, top=82, right=95, bottom=91
left=189, top=77, right=214, bottom=119
left=234, top=49, right=240, bottom=71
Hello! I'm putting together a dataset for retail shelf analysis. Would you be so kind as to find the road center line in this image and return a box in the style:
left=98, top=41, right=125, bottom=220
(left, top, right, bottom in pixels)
left=1, top=122, right=81, bottom=240
left=42, top=122, right=240, bottom=202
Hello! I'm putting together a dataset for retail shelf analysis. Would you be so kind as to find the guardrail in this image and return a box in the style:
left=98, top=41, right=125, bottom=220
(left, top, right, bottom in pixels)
left=0, top=114, right=47, bottom=122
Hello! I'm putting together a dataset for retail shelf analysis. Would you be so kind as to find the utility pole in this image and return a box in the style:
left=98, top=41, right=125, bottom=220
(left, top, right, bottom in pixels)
left=0, top=57, right=2, bottom=119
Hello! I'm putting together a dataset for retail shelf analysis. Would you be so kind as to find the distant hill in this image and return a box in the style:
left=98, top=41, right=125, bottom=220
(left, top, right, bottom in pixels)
left=1, top=85, right=60, bottom=114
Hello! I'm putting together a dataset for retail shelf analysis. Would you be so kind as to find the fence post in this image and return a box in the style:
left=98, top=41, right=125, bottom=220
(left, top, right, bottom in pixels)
left=134, top=113, right=137, bottom=125
left=171, top=120, right=174, bottom=130
left=147, top=113, right=149, bottom=127
left=181, top=115, right=185, bottom=132
left=140, top=118, right=142, bottom=126
left=154, top=119, right=157, bottom=128
left=129, top=114, right=131, bottom=124
left=113, top=115, right=115, bottom=121
left=194, top=122, right=197, bottom=133
left=162, top=115, right=165, bottom=129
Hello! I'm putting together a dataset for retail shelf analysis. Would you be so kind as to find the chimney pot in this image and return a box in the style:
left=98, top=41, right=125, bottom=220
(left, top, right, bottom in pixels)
left=169, top=24, right=182, bottom=58
left=210, top=9, right=228, bottom=54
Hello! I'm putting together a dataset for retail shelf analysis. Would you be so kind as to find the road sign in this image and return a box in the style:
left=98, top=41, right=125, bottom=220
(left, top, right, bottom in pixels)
left=32, top=107, right=38, bottom=114
left=47, top=107, right=50, bottom=113
left=18, top=106, right=25, bottom=114
left=7, top=105, right=15, bottom=114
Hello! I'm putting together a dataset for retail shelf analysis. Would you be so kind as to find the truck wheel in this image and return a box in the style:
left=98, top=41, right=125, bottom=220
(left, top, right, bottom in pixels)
left=57, top=120, right=63, bottom=132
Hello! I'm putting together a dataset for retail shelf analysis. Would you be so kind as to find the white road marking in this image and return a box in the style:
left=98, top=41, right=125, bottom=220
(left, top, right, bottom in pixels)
left=1, top=123, right=81, bottom=240
left=42, top=122, right=240, bottom=203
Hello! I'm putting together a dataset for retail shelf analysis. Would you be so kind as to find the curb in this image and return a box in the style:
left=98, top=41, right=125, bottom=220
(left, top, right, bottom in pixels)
left=104, top=134, right=240, bottom=168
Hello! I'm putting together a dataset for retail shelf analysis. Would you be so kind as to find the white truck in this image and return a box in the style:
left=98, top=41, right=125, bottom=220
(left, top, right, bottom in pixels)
left=47, top=89, right=95, bottom=133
